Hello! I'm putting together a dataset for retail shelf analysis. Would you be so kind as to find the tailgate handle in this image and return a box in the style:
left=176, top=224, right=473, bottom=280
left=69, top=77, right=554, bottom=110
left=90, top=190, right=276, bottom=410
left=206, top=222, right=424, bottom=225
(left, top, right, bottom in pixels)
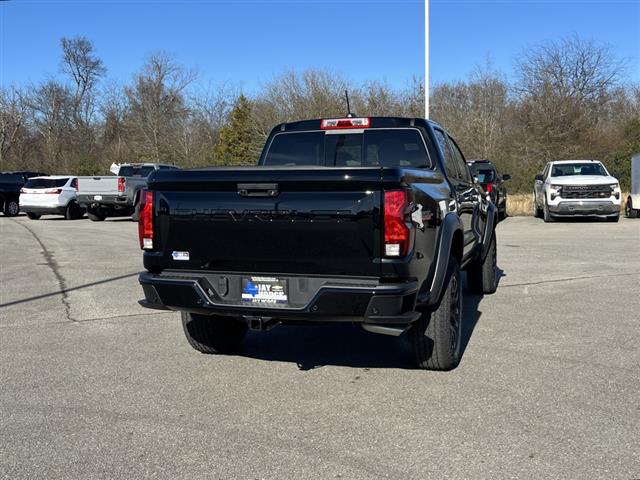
left=237, top=183, right=279, bottom=197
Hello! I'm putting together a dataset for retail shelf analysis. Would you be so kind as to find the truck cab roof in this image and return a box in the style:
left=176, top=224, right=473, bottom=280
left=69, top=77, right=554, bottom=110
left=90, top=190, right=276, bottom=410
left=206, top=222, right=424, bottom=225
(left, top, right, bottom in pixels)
left=274, top=116, right=438, bottom=133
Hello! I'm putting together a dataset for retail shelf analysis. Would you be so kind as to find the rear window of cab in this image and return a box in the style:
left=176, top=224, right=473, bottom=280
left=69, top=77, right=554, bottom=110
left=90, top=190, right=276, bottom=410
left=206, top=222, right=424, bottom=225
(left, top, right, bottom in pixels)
left=24, top=178, right=70, bottom=188
left=262, top=129, right=431, bottom=168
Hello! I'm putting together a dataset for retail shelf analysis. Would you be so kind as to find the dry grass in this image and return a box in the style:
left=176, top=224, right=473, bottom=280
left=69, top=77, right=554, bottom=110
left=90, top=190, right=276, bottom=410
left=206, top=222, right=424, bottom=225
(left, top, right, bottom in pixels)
left=506, top=194, right=534, bottom=216
left=506, top=193, right=630, bottom=216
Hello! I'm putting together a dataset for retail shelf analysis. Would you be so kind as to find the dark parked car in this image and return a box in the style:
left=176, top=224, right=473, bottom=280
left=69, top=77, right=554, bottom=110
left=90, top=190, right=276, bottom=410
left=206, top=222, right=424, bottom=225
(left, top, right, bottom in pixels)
left=467, top=160, right=510, bottom=220
left=0, top=171, right=46, bottom=216
left=136, top=116, right=500, bottom=371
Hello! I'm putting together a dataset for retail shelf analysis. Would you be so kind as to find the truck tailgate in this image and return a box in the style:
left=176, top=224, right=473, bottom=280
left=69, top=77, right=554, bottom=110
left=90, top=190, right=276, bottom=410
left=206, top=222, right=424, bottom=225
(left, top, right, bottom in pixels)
left=150, top=167, right=385, bottom=276
left=78, top=176, right=119, bottom=194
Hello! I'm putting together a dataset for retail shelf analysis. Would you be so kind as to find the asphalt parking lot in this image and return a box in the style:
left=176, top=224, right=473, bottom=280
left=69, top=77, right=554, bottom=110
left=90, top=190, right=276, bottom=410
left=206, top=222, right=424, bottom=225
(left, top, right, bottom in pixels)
left=1, top=214, right=639, bottom=479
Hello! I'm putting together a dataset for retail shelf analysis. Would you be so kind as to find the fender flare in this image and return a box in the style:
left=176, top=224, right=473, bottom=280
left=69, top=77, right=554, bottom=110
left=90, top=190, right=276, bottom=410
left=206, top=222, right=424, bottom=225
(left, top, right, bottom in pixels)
left=421, top=213, right=464, bottom=307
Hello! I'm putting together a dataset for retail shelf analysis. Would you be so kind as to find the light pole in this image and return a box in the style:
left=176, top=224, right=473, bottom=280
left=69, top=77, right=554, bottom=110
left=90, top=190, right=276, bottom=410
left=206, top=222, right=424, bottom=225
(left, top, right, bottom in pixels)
left=424, top=0, right=429, bottom=119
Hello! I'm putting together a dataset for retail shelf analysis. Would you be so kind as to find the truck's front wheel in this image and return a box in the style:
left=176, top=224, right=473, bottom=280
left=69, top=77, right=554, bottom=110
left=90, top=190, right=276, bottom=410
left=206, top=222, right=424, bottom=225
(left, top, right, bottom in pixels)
left=411, top=257, right=463, bottom=371
left=181, top=312, right=248, bottom=354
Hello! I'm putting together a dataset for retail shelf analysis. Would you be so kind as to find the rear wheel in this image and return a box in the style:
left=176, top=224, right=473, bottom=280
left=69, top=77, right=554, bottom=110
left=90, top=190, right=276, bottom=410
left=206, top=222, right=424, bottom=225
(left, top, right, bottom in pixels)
left=65, top=201, right=83, bottom=220
left=467, top=233, right=498, bottom=294
left=181, top=312, right=248, bottom=354
left=3, top=199, right=19, bottom=217
left=26, top=212, right=41, bottom=220
left=411, top=257, right=463, bottom=371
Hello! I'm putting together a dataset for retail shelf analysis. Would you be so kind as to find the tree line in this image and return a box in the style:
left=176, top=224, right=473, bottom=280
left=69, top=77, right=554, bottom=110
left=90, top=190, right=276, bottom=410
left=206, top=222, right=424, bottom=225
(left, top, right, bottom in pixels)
left=1, top=35, right=638, bottom=192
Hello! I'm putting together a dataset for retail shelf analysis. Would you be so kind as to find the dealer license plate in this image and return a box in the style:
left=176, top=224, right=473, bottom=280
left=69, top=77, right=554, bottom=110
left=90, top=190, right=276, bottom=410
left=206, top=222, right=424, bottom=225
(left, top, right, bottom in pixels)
left=241, top=276, right=288, bottom=306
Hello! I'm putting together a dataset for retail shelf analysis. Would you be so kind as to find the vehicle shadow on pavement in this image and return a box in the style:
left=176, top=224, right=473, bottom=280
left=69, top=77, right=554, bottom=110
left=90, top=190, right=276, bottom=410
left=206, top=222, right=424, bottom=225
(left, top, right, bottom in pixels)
left=236, top=269, right=505, bottom=371
left=459, top=267, right=506, bottom=357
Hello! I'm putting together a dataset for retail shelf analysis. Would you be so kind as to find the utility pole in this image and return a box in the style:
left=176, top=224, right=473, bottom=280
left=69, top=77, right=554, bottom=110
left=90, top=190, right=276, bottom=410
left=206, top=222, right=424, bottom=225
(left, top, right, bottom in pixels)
left=425, top=0, right=429, bottom=119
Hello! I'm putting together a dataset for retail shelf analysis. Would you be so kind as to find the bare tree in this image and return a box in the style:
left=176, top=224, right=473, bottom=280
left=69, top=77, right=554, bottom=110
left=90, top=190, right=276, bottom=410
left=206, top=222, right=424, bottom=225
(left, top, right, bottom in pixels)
left=99, top=81, right=130, bottom=166
left=28, top=80, right=72, bottom=171
left=125, top=52, right=196, bottom=161
left=513, top=35, right=628, bottom=165
left=60, top=36, right=106, bottom=129
left=0, top=88, right=30, bottom=165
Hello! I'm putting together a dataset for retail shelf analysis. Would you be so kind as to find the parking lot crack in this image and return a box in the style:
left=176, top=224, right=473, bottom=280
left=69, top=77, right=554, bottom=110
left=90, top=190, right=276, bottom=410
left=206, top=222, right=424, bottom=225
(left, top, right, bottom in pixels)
left=502, top=272, right=639, bottom=288
left=10, top=219, right=75, bottom=322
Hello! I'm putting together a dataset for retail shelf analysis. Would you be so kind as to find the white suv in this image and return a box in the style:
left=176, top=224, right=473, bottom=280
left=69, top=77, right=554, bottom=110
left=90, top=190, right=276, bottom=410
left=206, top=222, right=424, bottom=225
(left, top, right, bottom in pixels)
left=533, top=160, right=621, bottom=223
left=19, top=176, right=84, bottom=220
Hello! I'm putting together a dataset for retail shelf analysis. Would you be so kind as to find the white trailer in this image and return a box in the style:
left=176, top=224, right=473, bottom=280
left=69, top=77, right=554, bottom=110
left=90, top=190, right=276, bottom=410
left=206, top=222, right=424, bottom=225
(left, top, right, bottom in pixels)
left=626, top=153, right=640, bottom=218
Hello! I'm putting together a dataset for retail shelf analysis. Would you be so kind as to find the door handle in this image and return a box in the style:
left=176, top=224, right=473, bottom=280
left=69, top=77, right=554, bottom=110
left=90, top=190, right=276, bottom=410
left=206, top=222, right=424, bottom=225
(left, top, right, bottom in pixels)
left=237, top=183, right=279, bottom=197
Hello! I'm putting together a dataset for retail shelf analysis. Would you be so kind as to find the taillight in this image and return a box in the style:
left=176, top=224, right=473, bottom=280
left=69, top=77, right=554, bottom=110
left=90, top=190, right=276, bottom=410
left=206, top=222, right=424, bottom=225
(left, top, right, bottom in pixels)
left=485, top=183, right=493, bottom=193
left=138, top=190, right=154, bottom=250
left=20, top=188, right=26, bottom=194
left=73, top=178, right=78, bottom=192
left=45, top=189, right=62, bottom=194
left=384, top=190, right=411, bottom=257
left=118, top=177, right=126, bottom=193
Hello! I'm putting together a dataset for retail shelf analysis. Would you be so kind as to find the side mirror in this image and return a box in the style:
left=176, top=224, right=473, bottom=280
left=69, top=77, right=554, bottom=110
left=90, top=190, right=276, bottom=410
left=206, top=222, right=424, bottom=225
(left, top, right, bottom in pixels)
left=535, top=174, right=544, bottom=182
left=502, top=173, right=511, bottom=181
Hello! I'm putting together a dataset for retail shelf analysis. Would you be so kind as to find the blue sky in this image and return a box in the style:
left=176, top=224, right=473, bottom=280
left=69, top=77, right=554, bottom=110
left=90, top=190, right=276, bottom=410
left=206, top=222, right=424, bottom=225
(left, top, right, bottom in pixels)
left=1, top=0, right=639, bottom=93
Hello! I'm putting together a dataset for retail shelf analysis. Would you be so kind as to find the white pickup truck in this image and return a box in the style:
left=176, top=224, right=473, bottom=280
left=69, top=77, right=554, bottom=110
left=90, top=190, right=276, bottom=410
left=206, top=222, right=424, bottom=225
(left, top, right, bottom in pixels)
left=533, top=160, right=622, bottom=222
left=77, top=163, right=177, bottom=221
left=625, top=154, right=640, bottom=218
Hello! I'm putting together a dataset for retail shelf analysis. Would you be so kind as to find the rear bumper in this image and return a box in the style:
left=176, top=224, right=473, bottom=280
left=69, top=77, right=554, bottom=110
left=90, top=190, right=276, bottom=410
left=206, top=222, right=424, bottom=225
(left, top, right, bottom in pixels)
left=549, top=201, right=619, bottom=216
left=19, top=205, right=68, bottom=215
left=139, top=270, right=420, bottom=326
left=77, top=193, right=130, bottom=207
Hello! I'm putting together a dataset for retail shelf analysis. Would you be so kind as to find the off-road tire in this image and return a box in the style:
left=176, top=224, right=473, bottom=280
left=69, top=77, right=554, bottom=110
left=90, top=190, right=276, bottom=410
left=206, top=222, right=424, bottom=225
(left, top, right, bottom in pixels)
left=3, top=199, right=19, bottom=217
left=181, top=312, right=248, bottom=354
left=26, top=212, right=41, bottom=220
left=411, top=257, right=463, bottom=371
left=65, top=201, right=83, bottom=220
left=467, top=233, right=498, bottom=294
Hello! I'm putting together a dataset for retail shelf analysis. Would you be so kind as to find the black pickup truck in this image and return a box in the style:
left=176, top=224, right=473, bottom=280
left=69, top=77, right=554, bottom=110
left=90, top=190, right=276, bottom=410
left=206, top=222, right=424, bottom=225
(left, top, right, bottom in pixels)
left=138, top=117, right=498, bottom=370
